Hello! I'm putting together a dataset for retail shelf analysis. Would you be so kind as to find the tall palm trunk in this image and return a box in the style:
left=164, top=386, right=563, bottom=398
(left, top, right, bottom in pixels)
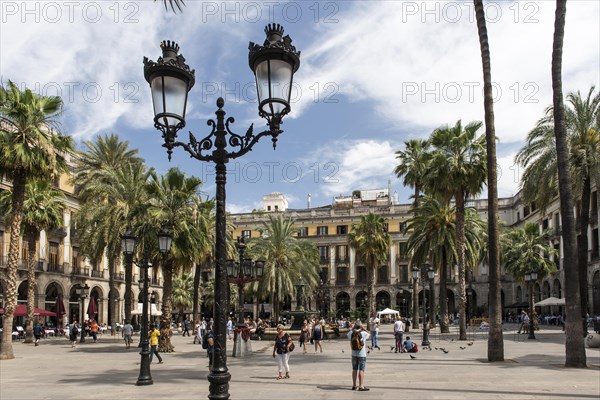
left=551, top=0, right=586, bottom=368
left=439, top=250, right=449, bottom=333
left=24, top=228, right=38, bottom=343
left=193, top=261, right=201, bottom=323
left=124, top=255, right=133, bottom=323
left=0, top=170, right=25, bottom=360
left=578, top=176, right=591, bottom=335
left=475, top=0, right=504, bottom=361
left=368, top=255, right=376, bottom=316
left=108, top=256, right=118, bottom=332
left=455, top=192, right=468, bottom=340
left=159, top=258, right=174, bottom=352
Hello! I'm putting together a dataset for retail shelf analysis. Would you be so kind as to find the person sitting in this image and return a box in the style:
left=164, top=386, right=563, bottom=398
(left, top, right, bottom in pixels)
left=329, top=319, right=340, bottom=338
left=402, top=336, right=418, bottom=353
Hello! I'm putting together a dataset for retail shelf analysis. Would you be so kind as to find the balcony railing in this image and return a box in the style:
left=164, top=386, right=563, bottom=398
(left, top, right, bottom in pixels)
left=113, top=272, right=125, bottom=282
left=319, top=257, right=330, bottom=264
left=91, top=269, right=103, bottom=278
left=72, top=266, right=89, bottom=277
left=47, top=263, right=64, bottom=273
left=36, top=260, right=44, bottom=271
left=150, top=277, right=161, bottom=286
left=335, top=256, right=349, bottom=263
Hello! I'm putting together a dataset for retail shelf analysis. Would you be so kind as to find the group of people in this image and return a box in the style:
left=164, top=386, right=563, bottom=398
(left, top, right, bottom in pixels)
left=67, top=319, right=101, bottom=347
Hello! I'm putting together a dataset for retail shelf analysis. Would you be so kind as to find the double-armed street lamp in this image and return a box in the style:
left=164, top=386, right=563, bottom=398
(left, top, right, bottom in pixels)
left=75, top=283, right=89, bottom=343
left=143, top=23, right=300, bottom=399
left=226, top=236, right=264, bottom=357
left=525, top=269, right=538, bottom=340
left=413, top=264, right=434, bottom=347
left=121, top=227, right=172, bottom=386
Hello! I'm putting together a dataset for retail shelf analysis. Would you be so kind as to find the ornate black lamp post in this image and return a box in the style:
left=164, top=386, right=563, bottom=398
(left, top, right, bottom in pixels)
left=226, top=236, right=264, bottom=357
left=525, top=269, right=538, bottom=340
left=75, top=283, right=89, bottom=343
left=143, top=24, right=300, bottom=399
left=121, top=226, right=172, bottom=386
left=413, top=264, right=433, bottom=347
left=410, top=270, right=419, bottom=330
left=294, top=279, right=306, bottom=311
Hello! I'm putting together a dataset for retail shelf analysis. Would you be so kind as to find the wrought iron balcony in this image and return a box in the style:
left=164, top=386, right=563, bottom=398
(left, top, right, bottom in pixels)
left=113, top=272, right=125, bottom=282
left=72, top=266, right=89, bottom=277
left=91, top=269, right=104, bottom=278
left=47, top=263, right=64, bottom=273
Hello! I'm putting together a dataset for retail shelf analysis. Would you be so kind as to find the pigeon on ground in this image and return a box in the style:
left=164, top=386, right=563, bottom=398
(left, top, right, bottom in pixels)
left=367, top=350, right=370, bottom=355
left=410, top=354, right=417, bottom=359
left=467, top=342, right=473, bottom=346
left=390, top=346, right=395, bottom=351
left=460, top=346, right=466, bottom=350
left=451, top=338, right=455, bottom=342
left=442, top=349, right=449, bottom=354
left=434, top=347, right=438, bottom=350
left=341, top=349, right=345, bottom=353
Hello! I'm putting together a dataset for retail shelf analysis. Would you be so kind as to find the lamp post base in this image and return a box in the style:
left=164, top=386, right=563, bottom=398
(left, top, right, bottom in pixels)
left=528, top=320, right=536, bottom=340
left=232, top=333, right=252, bottom=357
left=422, top=327, right=431, bottom=347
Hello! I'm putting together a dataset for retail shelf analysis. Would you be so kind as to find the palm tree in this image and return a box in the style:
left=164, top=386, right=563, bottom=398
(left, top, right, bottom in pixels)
left=474, top=0, right=504, bottom=361
left=348, top=213, right=391, bottom=317
left=159, top=0, right=184, bottom=12
left=405, top=196, right=485, bottom=333
left=76, top=161, right=150, bottom=324
left=247, top=214, right=320, bottom=322
left=550, top=0, right=586, bottom=367
left=172, top=273, right=194, bottom=320
left=192, top=199, right=215, bottom=324
left=516, top=87, right=600, bottom=334
left=427, top=120, right=487, bottom=340
left=394, top=139, right=431, bottom=207
left=0, top=180, right=65, bottom=343
left=145, top=167, right=204, bottom=352
left=503, top=222, right=558, bottom=331
left=394, top=138, right=431, bottom=329
left=0, top=81, right=74, bottom=360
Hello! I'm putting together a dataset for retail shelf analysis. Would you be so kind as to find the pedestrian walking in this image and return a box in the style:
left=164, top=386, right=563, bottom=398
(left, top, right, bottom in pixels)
left=226, top=317, right=233, bottom=340
left=518, top=310, right=530, bottom=334
left=90, top=319, right=99, bottom=342
left=272, top=324, right=292, bottom=380
left=33, top=320, right=43, bottom=346
left=393, top=315, right=404, bottom=353
left=348, top=321, right=370, bottom=391
left=313, top=319, right=324, bottom=353
left=183, top=318, right=191, bottom=337
left=69, top=320, right=80, bottom=348
left=299, top=321, right=309, bottom=353
left=368, top=313, right=381, bottom=350
left=122, top=320, right=133, bottom=349
left=148, top=324, right=163, bottom=364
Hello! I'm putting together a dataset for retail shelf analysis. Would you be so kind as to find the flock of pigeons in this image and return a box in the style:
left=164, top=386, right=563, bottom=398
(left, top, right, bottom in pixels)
left=343, top=341, right=475, bottom=360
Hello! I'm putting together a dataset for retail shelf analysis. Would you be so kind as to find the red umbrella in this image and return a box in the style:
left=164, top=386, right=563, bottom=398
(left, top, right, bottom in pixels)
left=87, top=297, right=98, bottom=319
left=54, top=294, right=66, bottom=327
left=0, top=304, right=56, bottom=317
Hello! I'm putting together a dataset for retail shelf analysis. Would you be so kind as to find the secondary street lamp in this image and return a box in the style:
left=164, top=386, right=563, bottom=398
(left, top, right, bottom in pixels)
left=75, top=283, right=89, bottom=343
left=226, top=236, right=264, bottom=357
left=121, top=226, right=172, bottom=386
left=413, top=264, right=434, bottom=347
left=143, top=24, right=300, bottom=399
left=525, top=269, right=538, bottom=340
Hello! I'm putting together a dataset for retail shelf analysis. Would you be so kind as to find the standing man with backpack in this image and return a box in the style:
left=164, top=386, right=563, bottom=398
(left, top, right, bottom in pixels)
left=368, top=313, right=381, bottom=350
left=347, top=321, right=370, bottom=391
left=393, top=315, right=404, bottom=353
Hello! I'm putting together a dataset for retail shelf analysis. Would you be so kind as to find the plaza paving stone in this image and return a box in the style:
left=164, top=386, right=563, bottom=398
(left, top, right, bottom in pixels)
left=0, top=323, right=598, bottom=399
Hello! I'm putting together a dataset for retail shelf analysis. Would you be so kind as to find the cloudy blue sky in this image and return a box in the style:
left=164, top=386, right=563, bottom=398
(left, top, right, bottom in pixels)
left=1, top=0, right=599, bottom=212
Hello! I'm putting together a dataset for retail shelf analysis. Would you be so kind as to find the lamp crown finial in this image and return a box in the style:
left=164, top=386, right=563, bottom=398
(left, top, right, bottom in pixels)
left=264, top=23, right=284, bottom=43
left=160, top=40, right=180, bottom=59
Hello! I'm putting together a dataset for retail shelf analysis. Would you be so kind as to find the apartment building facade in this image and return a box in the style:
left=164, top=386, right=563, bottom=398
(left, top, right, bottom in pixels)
left=0, top=160, right=164, bottom=327
left=230, top=189, right=600, bottom=319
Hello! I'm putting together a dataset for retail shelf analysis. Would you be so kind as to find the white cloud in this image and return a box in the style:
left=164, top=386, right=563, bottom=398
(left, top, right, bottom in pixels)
left=310, top=139, right=397, bottom=197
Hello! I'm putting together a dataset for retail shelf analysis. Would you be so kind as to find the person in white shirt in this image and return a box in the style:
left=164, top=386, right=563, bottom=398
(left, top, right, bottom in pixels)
left=368, top=314, right=380, bottom=350
left=226, top=317, right=233, bottom=340
left=393, top=316, right=404, bottom=353
left=348, top=321, right=371, bottom=391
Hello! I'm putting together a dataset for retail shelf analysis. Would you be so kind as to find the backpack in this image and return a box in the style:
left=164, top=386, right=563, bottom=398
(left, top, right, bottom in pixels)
left=202, top=332, right=211, bottom=349
left=412, top=343, right=418, bottom=353
left=72, top=326, right=79, bottom=335
left=350, top=331, right=364, bottom=351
